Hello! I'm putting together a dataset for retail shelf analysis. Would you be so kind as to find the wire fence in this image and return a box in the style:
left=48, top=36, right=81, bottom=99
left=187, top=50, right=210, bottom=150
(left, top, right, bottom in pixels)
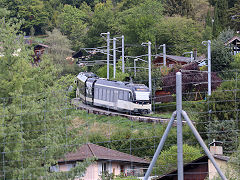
left=0, top=69, right=240, bottom=180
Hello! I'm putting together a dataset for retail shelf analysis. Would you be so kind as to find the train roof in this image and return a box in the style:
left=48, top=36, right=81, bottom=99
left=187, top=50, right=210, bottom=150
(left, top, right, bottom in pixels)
left=95, top=79, right=149, bottom=91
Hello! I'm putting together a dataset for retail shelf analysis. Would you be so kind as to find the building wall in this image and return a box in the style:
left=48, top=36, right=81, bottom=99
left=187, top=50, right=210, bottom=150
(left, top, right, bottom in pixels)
left=208, top=158, right=227, bottom=180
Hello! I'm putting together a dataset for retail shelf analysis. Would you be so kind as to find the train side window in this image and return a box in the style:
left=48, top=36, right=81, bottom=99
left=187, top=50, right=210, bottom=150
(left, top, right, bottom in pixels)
left=99, top=88, right=103, bottom=100
left=124, top=91, right=129, bottom=101
left=128, top=92, right=133, bottom=101
left=111, top=90, right=115, bottom=102
left=118, top=91, right=123, bottom=100
left=94, top=88, right=97, bottom=99
left=103, top=88, right=107, bottom=101
left=107, top=89, right=110, bottom=102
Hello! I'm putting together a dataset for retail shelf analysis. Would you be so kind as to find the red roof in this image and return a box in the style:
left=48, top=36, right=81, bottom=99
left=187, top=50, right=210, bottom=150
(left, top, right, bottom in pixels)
left=59, top=143, right=149, bottom=164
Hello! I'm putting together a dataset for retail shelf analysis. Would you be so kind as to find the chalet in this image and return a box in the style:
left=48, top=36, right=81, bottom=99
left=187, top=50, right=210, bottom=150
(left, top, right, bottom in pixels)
left=155, top=144, right=230, bottom=180
left=224, top=36, right=240, bottom=55
left=153, top=54, right=192, bottom=68
left=50, top=143, right=150, bottom=180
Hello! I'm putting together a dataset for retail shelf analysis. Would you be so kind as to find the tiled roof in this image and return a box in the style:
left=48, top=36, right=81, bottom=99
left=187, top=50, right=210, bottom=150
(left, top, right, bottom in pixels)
left=59, top=143, right=149, bottom=164
left=156, top=54, right=192, bottom=63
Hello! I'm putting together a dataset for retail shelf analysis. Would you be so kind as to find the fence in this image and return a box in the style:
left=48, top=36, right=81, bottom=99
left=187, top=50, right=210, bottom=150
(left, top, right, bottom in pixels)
left=0, top=69, right=240, bottom=179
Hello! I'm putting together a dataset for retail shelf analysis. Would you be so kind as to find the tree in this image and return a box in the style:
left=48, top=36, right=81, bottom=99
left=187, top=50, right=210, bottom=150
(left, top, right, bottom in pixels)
left=211, top=29, right=234, bottom=72
left=228, top=0, right=240, bottom=31
left=117, top=0, right=163, bottom=55
left=155, top=16, right=204, bottom=56
left=212, top=0, right=228, bottom=37
left=44, top=28, right=77, bottom=74
left=0, top=18, right=91, bottom=179
left=162, top=62, right=221, bottom=100
left=163, top=0, right=194, bottom=18
left=154, top=144, right=202, bottom=176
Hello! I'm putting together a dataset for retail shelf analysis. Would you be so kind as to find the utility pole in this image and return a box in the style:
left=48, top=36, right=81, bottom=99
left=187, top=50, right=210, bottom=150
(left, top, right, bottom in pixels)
left=113, top=37, right=116, bottom=79
left=141, top=41, right=152, bottom=92
left=183, top=51, right=193, bottom=62
left=107, top=32, right=110, bottom=80
left=158, top=44, right=166, bottom=66
left=122, top=35, right=125, bottom=73
left=148, top=41, right=152, bottom=92
left=207, top=40, right=211, bottom=96
left=176, top=72, right=183, bottom=180
left=134, top=59, right=138, bottom=77
left=202, top=40, right=211, bottom=96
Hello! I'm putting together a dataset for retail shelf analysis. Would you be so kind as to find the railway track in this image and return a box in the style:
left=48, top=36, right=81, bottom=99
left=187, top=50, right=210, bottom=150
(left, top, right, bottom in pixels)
left=71, top=98, right=181, bottom=125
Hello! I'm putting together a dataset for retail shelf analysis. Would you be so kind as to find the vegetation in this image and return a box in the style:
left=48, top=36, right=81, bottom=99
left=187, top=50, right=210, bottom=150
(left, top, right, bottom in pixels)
left=1, top=0, right=240, bottom=178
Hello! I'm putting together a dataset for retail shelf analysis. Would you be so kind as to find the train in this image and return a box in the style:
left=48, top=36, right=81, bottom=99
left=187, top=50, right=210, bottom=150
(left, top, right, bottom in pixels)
left=76, top=72, right=151, bottom=114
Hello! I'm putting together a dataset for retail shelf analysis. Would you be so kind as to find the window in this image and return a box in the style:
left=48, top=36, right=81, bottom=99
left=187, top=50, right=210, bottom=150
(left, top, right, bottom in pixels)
left=103, top=88, right=107, bottom=101
left=118, top=91, right=123, bottom=100
left=128, top=92, right=133, bottom=101
left=95, top=88, right=99, bottom=99
left=107, top=89, right=111, bottom=102
left=124, top=91, right=128, bottom=101
left=49, top=165, right=59, bottom=172
left=102, top=162, right=107, bottom=172
left=99, top=88, right=103, bottom=100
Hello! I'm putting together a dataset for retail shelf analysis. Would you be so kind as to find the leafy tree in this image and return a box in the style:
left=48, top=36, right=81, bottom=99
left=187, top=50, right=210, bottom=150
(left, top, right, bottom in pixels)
left=44, top=28, right=77, bottom=74
left=162, top=62, right=221, bottom=100
left=117, top=0, right=163, bottom=55
left=85, top=0, right=115, bottom=48
left=154, top=144, right=202, bottom=176
left=0, top=18, right=90, bottom=179
left=211, top=29, right=234, bottom=72
left=163, top=0, right=194, bottom=18
left=212, top=0, right=228, bottom=37
left=155, top=16, right=204, bottom=56
left=228, top=0, right=240, bottom=31
left=206, top=119, right=238, bottom=153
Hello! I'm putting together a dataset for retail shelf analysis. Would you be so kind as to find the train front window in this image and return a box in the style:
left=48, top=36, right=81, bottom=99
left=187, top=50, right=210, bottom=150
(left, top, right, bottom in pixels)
left=135, top=91, right=150, bottom=101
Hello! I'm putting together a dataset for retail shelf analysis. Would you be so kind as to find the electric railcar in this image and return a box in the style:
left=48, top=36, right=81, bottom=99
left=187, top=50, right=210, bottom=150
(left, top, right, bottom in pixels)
left=76, top=72, right=151, bottom=114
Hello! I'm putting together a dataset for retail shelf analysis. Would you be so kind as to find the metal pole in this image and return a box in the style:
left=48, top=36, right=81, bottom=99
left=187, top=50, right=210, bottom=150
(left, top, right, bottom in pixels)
left=122, top=35, right=125, bottom=73
left=190, top=51, right=193, bottom=62
left=134, top=59, right=137, bottom=77
left=163, top=44, right=166, bottom=66
left=148, top=41, right=152, bottom=92
left=107, top=32, right=110, bottom=80
left=176, top=72, right=184, bottom=180
left=144, top=111, right=177, bottom=180
left=113, top=37, right=116, bottom=79
left=181, top=110, right=227, bottom=180
left=208, top=40, right=211, bottom=96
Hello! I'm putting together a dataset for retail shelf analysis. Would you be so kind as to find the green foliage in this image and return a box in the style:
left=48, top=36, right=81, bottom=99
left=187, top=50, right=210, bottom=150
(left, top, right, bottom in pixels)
left=154, top=144, right=202, bottom=175
left=228, top=0, right=240, bottom=31
left=96, top=61, right=129, bottom=81
left=44, top=28, right=80, bottom=74
left=0, top=18, right=88, bottom=179
left=212, top=0, right=228, bottom=37
left=211, top=29, right=234, bottom=72
left=155, top=16, right=204, bottom=55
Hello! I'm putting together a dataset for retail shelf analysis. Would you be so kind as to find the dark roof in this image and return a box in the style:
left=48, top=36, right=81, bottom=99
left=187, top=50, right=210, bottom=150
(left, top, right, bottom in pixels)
left=59, top=143, right=150, bottom=164
left=72, top=50, right=83, bottom=58
left=224, top=36, right=240, bottom=45
left=156, top=156, right=209, bottom=180
left=34, top=44, right=49, bottom=49
left=155, top=54, right=191, bottom=63
left=213, top=155, right=230, bottom=162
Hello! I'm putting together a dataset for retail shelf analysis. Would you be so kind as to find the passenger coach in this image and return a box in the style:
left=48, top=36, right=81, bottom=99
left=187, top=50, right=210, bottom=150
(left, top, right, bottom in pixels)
left=76, top=72, right=151, bottom=114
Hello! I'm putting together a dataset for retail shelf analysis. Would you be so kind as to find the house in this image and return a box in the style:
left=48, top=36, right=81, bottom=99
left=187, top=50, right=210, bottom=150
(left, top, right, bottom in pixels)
left=224, top=36, right=240, bottom=55
left=155, top=144, right=230, bottom=180
left=33, top=44, right=48, bottom=64
left=51, top=143, right=150, bottom=180
left=153, top=54, right=192, bottom=68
